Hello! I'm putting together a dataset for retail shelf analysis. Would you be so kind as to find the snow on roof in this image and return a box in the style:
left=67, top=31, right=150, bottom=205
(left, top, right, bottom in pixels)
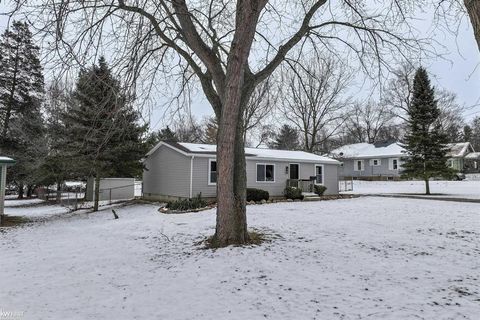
left=330, top=141, right=475, bottom=159
left=445, top=142, right=472, bottom=158
left=173, top=142, right=340, bottom=163
left=329, top=142, right=405, bottom=159
left=465, top=152, right=480, bottom=160
left=0, top=156, right=15, bottom=164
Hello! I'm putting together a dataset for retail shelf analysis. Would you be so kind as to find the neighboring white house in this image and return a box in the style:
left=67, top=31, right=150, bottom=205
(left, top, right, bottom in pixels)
left=329, top=141, right=479, bottom=179
left=142, top=141, right=341, bottom=201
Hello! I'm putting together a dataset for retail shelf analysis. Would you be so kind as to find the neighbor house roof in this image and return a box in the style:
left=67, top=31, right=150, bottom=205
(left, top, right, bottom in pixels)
left=329, top=142, right=405, bottom=159
left=445, top=142, right=474, bottom=158
left=329, top=141, right=475, bottom=159
left=147, top=141, right=340, bottom=164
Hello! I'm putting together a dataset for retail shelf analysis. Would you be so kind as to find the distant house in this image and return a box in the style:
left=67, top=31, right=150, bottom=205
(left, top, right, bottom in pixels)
left=329, top=141, right=479, bottom=179
left=142, top=141, right=340, bottom=201
left=329, top=141, right=405, bottom=180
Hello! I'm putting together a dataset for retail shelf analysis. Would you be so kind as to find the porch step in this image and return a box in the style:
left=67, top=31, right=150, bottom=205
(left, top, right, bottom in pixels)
left=302, top=192, right=321, bottom=201
left=303, top=196, right=321, bottom=201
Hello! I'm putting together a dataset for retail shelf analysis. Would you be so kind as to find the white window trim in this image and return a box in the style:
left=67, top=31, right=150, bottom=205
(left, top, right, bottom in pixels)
left=354, top=160, right=364, bottom=171
left=389, top=158, right=400, bottom=171
left=256, top=163, right=276, bottom=183
left=370, top=159, right=381, bottom=166
left=289, top=163, right=300, bottom=180
left=208, top=159, right=217, bottom=185
left=314, top=164, right=324, bottom=185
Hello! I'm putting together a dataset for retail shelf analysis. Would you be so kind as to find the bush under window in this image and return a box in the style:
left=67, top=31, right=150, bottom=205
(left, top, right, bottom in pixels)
left=284, top=187, right=303, bottom=200
left=313, top=185, right=327, bottom=196
left=166, top=194, right=207, bottom=211
left=246, top=188, right=269, bottom=202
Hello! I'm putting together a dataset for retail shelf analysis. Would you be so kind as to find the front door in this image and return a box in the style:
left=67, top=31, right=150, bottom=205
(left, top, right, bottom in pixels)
left=289, top=164, right=299, bottom=180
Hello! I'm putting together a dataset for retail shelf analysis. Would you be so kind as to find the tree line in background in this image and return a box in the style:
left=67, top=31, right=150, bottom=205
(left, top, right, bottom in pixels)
left=0, top=22, right=148, bottom=209
left=150, top=59, right=480, bottom=155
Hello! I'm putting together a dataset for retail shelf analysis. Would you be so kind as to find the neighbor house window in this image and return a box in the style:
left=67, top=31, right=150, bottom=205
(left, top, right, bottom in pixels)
left=256, top=164, right=275, bottom=182
left=389, top=158, right=399, bottom=170
left=315, top=165, right=324, bottom=184
left=208, top=159, right=217, bottom=185
left=354, top=160, right=364, bottom=171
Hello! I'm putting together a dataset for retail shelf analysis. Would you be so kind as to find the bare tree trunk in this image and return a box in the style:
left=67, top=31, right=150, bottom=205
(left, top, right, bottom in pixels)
left=425, top=178, right=430, bottom=195
left=56, top=181, right=62, bottom=203
left=26, top=185, right=34, bottom=198
left=93, top=175, right=100, bottom=212
left=465, top=0, right=480, bottom=52
left=17, top=183, right=24, bottom=199
left=215, top=92, right=250, bottom=246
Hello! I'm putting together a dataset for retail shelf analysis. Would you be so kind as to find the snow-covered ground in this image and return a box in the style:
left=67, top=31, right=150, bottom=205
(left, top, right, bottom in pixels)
left=345, top=180, right=480, bottom=199
left=4, top=198, right=45, bottom=207
left=1, top=197, right=479, bottom=319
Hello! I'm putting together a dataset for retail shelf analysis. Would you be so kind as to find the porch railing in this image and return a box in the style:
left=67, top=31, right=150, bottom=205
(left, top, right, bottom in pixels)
left=286, top=179, right=314, bottom=192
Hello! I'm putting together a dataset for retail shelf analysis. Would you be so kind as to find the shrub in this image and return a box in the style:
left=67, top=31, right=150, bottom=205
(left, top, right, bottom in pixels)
left=246, top=188, right=269, bottom=202
left=314, top=185, right=327, bottom=196
left=284, top=186, right=303, bottom=200
left=166, top=193, right=207, bottom=211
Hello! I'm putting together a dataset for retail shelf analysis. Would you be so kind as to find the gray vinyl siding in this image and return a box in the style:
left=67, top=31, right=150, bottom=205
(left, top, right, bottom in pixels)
left=192, top=158, right=339, bottom=197
left=340, top=157, right=403, bottom=178
left=142, top=145, right=191, bottom=198
left=192, top=157, right=217, bottom=198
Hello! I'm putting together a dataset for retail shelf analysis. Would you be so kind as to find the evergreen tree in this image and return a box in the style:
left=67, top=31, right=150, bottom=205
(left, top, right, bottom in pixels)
left=146, top=126, right=177, bottom=149
left=37, top=82, right=72, bottom=199
left=463, top=125, right=473, bottom=142
left=64, top=57, right=148, bottom=210
left=203, top=116, right=218, bottom=144
left=401, top=67, right=453, bottom=194
left=269, top=124, right=300, bottom=150
left=0, top=21, right=45, bottom=198
left=470, top=117, right=480, bottom=151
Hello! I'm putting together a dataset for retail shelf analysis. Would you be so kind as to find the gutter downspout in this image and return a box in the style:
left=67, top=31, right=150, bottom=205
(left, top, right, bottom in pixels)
left=189, top=156, right=194, bottom=198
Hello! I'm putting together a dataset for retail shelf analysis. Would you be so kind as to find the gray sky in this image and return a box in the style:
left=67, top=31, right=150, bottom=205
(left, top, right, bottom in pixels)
left=0, top=2, right=479, bottom=132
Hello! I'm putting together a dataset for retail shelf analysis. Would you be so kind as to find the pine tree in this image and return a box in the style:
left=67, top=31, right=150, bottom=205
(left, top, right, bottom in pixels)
left=146, top=126, right=177, bottom=150
left=401, top=67, right=453, bottom=194
left=269, top=124, right=300, bottom=150
left=203, top=116, right=218, bottom=144
left=0, top=21, right=46, bottom=198
left=470, top=117, right=480, bottom=151
left=463, top=125, right=473, bottom=142
left=64, top=57, right=148, bottom=210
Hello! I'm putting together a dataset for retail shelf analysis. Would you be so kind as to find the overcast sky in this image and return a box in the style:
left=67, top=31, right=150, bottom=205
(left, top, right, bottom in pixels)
left=0, top=2, right=479, bottom=132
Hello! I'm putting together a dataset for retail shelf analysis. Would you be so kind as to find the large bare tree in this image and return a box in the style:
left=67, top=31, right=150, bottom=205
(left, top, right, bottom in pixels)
left=344, top=102, right=398, bottom=143
left=464, top=0, right=480, bottom=51
left=282, top=57, right=351, bottom=153
left=8, top=0, right=430, bottom=246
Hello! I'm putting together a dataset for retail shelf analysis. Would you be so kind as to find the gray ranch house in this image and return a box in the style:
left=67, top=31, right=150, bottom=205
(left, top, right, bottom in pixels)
left=143, top=141, right=340, bottom=201
left=329, top=141, right=405, bottom=180
left=329, top=141, right=479, bottom=180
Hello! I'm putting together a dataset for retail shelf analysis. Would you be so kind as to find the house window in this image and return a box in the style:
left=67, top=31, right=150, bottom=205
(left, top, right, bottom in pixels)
left=392, top=159, right=398, bottom=170
left=447, top=160, right=454, bottom=168
left=354, top=160, right=364, bottom=171
left=256, top=164, right=275, bottom=182
left=208, top=159, right=217, bottom=185
left=315, top=165, right=324, bottom=184
left=370, top=159, right=381, bottom=166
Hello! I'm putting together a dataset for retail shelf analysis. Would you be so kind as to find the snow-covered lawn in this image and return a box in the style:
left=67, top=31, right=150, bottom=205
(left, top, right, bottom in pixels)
left=1, top=198, right=479, bottom=319
left=345, top=180, right=480, bottom=199
left=4, top=198, right=45, bottom=207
